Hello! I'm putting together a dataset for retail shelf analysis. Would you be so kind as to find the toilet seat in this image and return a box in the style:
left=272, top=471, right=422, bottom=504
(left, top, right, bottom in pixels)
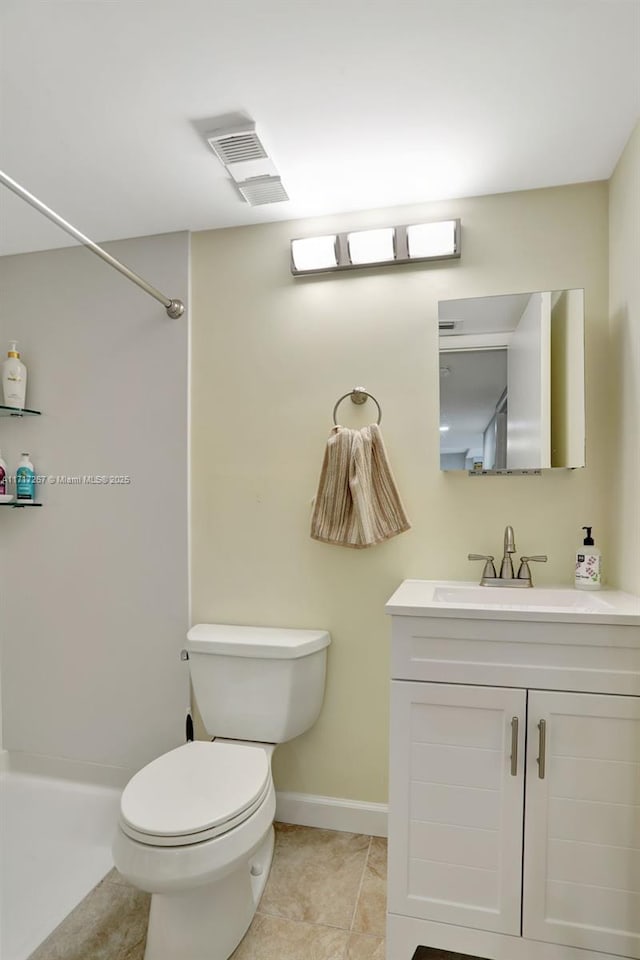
left=119, top=741, right=271, bottom=847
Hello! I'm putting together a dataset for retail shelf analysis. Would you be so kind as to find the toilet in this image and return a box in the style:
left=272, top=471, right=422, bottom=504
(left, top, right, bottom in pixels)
left=112, top=623, right=331, bottom=960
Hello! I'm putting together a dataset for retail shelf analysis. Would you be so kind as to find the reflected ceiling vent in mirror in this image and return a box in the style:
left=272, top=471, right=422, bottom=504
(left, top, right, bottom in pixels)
left=438, top=320, right=463, bottom=333
left=205, top=120, right=289, bottom=206
left=291, top=219, right=460, bottom=276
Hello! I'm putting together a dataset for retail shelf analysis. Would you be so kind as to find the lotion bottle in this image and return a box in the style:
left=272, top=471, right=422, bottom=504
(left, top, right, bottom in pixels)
left=16, top=453, right=35, bottom=503
left=575, top=526, right=602, bottom=590
left=2, top=341, right=27, bottom=409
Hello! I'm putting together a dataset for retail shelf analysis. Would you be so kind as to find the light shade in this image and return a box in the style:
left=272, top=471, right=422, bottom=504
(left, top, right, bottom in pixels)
left=407, top=220, right=457, bottom=258
left=347, top=228, right=395, bottom=265
left=291, top=235, right=338, bottom=271
left=290, top=218, right=461, bottom=275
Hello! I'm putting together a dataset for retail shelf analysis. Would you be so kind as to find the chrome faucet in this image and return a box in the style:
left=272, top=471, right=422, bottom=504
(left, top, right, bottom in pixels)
left=468, top=525, right=548, bottom=587
left=500, top=524, right=516, bottom=579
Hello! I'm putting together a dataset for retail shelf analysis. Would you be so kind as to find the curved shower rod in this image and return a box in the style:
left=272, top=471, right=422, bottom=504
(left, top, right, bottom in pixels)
left=0, top=170, right=185, bottom=319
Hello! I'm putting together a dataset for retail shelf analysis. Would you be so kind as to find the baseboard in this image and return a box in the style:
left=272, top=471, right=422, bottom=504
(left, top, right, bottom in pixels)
left=1, top=750, right=134, bottom=788
left=276, top=790, right=388, bottom=837
left=1, top=753, right=389, bottom=835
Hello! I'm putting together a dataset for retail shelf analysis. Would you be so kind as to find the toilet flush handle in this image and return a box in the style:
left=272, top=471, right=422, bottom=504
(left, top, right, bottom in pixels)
left=180, top=649, right=189, bottom=661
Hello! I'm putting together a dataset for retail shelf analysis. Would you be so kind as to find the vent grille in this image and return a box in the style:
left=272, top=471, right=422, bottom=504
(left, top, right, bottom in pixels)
left=208, top=131, right=267, bottom=165
left=204, top=119, right=289, bottom=206
left=237, top=176, right=289, bottom=206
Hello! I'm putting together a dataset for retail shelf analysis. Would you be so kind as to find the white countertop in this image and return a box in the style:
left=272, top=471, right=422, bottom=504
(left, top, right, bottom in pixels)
left=385, top=579, right=640, bottom=626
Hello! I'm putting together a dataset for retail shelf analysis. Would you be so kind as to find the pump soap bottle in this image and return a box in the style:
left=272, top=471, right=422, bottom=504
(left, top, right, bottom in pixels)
left=2, top=341, right=27, bottom=409
left=16, top=453, right=35, bottom=504
left=575, top=526, right=602, bottom=590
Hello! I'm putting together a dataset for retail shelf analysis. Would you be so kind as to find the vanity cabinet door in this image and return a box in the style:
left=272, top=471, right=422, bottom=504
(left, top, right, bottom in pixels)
left=523, top=690, right=640, bottom=958
left=388, top=681, right=526, bottom=935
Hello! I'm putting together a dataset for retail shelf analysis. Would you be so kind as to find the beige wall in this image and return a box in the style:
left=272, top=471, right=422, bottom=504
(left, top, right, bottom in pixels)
left=608, top=121, right=640, bottom=595
left=191, top=182, right=610, bottom=803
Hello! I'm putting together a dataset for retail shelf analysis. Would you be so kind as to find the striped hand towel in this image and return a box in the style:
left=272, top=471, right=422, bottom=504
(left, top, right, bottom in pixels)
left=310, top=423, right=411, bottom=548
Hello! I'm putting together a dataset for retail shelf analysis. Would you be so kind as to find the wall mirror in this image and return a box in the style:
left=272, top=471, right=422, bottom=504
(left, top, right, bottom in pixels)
left=438, top=289, right=585, bottom=473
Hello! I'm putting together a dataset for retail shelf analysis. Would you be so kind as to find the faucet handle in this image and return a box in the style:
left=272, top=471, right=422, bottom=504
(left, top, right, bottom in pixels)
left=517, top=555, right=548, bottom=580
left=468, top=554, right=497, bottom=580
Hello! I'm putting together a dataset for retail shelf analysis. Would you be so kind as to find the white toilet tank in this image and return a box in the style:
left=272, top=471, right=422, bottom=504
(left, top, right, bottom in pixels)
left=185, top=624, right=331, bottom=743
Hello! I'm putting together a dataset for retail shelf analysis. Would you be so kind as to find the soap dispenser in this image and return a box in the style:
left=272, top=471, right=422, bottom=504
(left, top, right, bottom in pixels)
left=575, top=526, right=602, bottom=590
left=15, top=453, right=35, bottom=503
left=2, top=341, right=27, bottom=409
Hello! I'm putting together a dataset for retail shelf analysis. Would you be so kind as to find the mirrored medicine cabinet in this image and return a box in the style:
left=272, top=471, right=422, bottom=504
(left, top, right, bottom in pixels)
left=438, top=289, right=585, bottom=473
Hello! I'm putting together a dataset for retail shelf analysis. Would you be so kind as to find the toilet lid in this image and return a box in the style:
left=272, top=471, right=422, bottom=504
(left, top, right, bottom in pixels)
left=119, top=741, right=270, bottom=842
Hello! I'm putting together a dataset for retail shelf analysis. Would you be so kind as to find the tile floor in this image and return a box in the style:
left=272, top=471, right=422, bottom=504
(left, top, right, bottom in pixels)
left=27, top=823, right=476, bottom=960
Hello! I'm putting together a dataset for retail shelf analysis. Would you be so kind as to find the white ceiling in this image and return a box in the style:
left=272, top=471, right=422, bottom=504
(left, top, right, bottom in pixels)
left=439, top=293, right=532, bottom=334
left=1, top=0, right=638, bottom=256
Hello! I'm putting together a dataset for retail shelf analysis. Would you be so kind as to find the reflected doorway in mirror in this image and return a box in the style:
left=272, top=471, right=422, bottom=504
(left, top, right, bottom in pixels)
left=438, top=289, right=585, bottom=472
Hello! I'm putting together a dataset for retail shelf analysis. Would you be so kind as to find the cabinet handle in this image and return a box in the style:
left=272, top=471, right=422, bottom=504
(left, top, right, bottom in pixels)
left=537, top=719, right=546, bottom=779
left=510, top=717, right=519, bottom=776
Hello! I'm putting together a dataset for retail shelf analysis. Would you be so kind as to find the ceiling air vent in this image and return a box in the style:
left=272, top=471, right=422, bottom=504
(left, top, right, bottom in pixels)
left=237, top=176, right=289, bottom=206
left=206, top=124, right=268, bottom=165
left=205, top=119, right=289, bottom=206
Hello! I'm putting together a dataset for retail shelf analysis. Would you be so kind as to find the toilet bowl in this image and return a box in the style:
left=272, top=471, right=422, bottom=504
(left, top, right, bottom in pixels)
left=113, top=623, right=330, bottom=960
left=114, top=740, right=277, bottom=960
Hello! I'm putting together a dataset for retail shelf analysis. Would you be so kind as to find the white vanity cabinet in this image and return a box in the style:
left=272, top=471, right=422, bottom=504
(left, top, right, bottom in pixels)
left=386, top=581, right=640, bottom=960
left=523, top=690, right=640, bottom=957
left=389, top=681, right=527, bottom=935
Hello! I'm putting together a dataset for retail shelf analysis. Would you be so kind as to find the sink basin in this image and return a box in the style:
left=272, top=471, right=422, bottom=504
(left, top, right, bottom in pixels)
left=432, top=585, right=614, bottom=611
left=385, top=579, right=640, bottom=624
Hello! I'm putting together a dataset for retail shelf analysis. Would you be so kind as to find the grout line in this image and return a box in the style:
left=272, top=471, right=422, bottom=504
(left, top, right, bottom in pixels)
left=255, top=909, right=351, bottom=932
left=349, top=835, right=373, bottom=934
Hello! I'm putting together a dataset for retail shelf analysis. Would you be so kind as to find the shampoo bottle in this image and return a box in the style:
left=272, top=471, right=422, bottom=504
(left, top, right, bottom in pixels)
left=0, top=448, right=8, bottom=498
left=2, top=341, right=27, bottom=409
left=16, top=453, right=35, bottom=503
left=575, top=526, right=602, bottom=590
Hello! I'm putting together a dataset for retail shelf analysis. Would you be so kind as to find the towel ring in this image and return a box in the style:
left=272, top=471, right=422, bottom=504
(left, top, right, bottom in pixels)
left=332, top=387, right=382, bottom=426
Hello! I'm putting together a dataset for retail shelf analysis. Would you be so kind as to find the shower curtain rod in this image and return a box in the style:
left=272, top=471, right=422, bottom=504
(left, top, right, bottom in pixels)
left=0, top=170, right=185, bottom=319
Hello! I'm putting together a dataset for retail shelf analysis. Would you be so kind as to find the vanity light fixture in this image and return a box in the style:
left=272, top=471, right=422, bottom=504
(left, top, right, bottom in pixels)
left=291, top=235, right=338, bottom=272
left=347, top=227, right=395, bottom=265
left=290, top=219, right=460, bottom=276
left=407, top=220, right=457, bottom=259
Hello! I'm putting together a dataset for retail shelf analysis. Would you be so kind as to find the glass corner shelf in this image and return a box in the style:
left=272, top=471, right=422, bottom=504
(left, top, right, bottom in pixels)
left=0, top=404, right=41, bottom=417
left=0, top=501, right=42, bottom=508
